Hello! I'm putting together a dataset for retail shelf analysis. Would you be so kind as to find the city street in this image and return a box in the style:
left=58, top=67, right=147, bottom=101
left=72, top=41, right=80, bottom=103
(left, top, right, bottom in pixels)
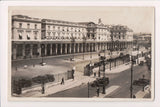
left=48, top=64, right=151, bottom=98
left=12, top=52, right=100, bottom=78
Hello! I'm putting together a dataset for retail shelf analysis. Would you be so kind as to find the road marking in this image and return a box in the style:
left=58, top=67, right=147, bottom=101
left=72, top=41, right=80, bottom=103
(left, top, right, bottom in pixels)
left=105, top=85, right=120, bottom=96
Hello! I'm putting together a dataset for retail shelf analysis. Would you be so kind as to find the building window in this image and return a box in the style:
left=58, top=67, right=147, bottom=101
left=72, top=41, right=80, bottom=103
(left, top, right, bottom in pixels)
left=19, top=23, right=22, bottom=28
left=35, top=24, right=37, bottom=29
left=53, top=26, right=55, bottom=30
left=27, top=33, right=30, bottom=40
left=58, top=26, right=60, bottom=30
left=48, top=32, right=51, bottom=36
left=27, top=23, right=30, bottom=29
left=19, top=33, right=22, bottom=39
left=48, top=26, right=50, bottom=30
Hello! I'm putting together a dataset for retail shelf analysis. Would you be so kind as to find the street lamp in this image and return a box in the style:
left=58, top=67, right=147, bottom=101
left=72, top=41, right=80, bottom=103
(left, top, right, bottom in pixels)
left=98, top=53, right=101, bottom=77
left=130, top=55, right=133, bottom=98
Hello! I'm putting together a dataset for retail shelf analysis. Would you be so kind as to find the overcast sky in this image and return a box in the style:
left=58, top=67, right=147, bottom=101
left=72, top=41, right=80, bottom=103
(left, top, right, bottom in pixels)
left=10, top=6, right=154, bottom=34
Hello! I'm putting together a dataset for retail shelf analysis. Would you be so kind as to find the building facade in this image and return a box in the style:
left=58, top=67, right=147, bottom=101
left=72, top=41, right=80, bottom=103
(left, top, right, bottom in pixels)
left=12, top=15, right=133, bottom=60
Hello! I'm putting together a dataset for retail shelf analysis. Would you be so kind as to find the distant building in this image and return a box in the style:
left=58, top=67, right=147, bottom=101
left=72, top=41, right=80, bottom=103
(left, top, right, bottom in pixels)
left=133, top=33, right=151, bottom=49
left=12, top=15, right=133, bottom=60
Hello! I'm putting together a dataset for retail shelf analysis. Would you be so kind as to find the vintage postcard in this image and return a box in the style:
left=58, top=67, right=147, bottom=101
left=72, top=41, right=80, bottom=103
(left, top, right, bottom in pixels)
left=8, top=6, right=154, bottom=101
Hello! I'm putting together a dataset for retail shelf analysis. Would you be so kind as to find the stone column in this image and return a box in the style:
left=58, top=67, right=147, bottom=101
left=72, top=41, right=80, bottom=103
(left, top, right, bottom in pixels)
left=45, top=44, right=47, bottom=56
left=88, top=43, right=90, bottom=52
left=73, top=43, right=75, bottom=54
left=70, top=43, right=72, bottom=54
left=50, top=44, right=52, bottom=56
left=30, top=44, right=33, bottom=58
left=81, top=43, right=83, bottom=52
left=38, top=43, right=41, bottom=57
left=60, top=44, right=62, bottom=55
left=55, top=44, right=57, bottom=55
left=12, top=44, right=17, bottom=60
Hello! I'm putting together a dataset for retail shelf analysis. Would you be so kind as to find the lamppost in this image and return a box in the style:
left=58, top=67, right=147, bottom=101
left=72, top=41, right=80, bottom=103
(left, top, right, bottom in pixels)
left=102, top=55, right=106, bottom=94
left=130, top=45, right=136, bottom=98
left=130, top=55, right=133, bottom=98
left=103, top=43, right=106, bottom=77
left=98, top=53, right=106, bottom=94
left=98, top=53, right=101, bottom=77
left=90, top=43, right=92, bottom=60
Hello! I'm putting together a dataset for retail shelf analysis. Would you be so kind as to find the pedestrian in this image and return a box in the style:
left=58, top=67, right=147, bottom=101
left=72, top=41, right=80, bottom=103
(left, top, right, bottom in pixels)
left=61, top=77, right=64, bottom=85
left=41, top=81, right=45, bottom=94
left=72, top=69, right=75, bottom=80
left=96, top=87, right=100, bottom=97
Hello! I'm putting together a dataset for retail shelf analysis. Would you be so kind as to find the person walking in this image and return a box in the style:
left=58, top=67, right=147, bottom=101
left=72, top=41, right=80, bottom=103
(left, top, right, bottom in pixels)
left=61, top=77, right=64, bottom=85
left=96, top=87, right=100, bottom=97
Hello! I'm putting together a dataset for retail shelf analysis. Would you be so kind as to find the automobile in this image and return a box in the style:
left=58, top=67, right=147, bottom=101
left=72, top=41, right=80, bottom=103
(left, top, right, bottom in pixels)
left=133, top=78, right=150, bottom=86
left=91, top=77, right=109, bottom=87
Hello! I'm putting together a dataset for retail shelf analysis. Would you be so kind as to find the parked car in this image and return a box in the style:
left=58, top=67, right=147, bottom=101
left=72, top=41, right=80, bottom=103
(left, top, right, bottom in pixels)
left=91, top=77, right=109, bottom=87
left=133, top=78, right=150, bottom=86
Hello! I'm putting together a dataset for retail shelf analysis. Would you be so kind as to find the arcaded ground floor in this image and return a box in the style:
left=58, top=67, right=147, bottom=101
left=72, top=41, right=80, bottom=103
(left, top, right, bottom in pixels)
left=12, top=41, right=132, bottom=60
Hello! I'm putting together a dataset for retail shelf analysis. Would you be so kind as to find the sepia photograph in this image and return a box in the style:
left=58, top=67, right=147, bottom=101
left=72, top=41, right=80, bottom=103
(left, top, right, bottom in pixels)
left=8, top=6, right=154, bottom=101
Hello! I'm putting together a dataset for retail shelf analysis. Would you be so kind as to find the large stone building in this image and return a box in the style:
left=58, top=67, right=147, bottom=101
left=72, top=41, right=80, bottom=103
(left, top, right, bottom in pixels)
left=133, top=33, right=151, bottom=49
left=12, top=15, right=133, bottom=60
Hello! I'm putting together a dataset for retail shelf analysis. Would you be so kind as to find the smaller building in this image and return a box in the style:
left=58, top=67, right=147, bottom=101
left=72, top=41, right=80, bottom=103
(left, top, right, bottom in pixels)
left=133, top=33, right=151, bottom=49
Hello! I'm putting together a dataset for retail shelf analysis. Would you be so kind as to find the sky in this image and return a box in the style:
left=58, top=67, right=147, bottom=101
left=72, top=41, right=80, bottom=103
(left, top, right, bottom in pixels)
left=9, top=6, right=154, bottom=34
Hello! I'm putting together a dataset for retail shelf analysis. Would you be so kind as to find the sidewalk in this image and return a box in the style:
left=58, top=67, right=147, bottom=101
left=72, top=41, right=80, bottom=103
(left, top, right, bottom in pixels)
left=14, top=71, right=96, bottom=97
left=93, top=63, right=135, bottom=74
left=13, top=63, right=134, bottom=97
